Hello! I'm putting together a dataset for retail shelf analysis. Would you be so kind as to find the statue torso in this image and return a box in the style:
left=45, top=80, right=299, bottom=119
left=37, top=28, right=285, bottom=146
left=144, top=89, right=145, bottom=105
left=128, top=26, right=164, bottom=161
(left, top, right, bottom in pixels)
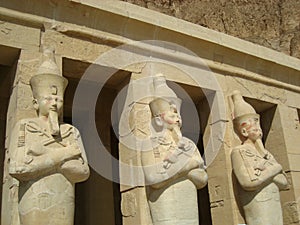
left=15, top=118, right=79, bottom=225
left=148, top=134, right=200, bottom=225
left=235, top=144, right=283, bottom=225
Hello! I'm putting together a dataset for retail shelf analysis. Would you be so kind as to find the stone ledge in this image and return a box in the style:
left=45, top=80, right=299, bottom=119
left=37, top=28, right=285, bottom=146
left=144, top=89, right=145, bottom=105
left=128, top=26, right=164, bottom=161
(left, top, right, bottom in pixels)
left=1, top=2, right=300, bottom=94
left=69, top=0, right=300, bottom=72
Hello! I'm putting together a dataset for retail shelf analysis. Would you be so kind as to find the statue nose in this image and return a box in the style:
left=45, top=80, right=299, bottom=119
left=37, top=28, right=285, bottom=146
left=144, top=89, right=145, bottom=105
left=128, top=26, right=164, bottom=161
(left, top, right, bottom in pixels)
left=51, top=99, right=57, bottom=107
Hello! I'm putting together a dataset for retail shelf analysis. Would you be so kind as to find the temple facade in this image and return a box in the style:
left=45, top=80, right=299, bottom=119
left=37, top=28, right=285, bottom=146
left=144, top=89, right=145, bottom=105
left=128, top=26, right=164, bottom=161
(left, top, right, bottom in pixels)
left=0, top=1, right=300, bottom=225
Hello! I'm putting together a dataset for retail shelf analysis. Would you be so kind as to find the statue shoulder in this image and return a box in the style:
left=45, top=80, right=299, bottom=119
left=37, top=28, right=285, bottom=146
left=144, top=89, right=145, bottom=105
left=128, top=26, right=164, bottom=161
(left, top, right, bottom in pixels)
left=12, top=118, right=39, bottom=131
left=60, top=123, right=75, bottom=130
left=232, top=145, right=259, bottom=164
left=15, top=117, right=38, bottom=125
left=182, top=136, right=193, bottom=142
left=60, top=123, right=81, bottom=138
left=231, top=145, right=255, bottom=158
left=181, top=137, right=197, bottom=148
left=231, top=145, right=244, bottom=154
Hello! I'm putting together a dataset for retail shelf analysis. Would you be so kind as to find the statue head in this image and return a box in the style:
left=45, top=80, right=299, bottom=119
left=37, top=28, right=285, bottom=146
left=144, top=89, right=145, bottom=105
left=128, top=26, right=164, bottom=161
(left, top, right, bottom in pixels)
left=232, top=91, right=262, bottom=143
left=30, top=75, right=67, bottom=116
left=149, top=97, right=182, bottom=131
left=30, top=48, right=68, bottom=135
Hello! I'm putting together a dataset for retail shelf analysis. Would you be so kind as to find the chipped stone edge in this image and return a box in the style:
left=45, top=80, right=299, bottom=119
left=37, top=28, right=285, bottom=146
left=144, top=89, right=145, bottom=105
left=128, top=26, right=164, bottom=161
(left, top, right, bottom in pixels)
left=1, top=2, right=300, bottom=93
left=70, top=0, right=300, bottom=72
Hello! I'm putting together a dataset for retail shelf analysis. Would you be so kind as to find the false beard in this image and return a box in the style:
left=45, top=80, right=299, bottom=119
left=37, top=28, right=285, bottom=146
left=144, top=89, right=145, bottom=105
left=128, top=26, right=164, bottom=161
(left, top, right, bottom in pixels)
left=49, top=110, right=60, bottom=136
left=172, top=125, right=182, bottom=144
left=254, top=138, right=268, bottom=157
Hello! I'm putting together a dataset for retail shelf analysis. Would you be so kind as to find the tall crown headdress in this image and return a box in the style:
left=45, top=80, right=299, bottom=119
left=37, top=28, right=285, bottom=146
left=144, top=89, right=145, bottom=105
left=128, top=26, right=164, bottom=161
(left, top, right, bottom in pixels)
left=149, top=73, right=181, bottom=116
left=30, top=48, right=68, bottom=98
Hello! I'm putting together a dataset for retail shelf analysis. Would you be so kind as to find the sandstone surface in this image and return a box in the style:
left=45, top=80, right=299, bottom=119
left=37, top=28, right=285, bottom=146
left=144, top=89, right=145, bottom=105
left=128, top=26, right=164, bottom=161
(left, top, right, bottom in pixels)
left=122, top=0, right=300, bottom=59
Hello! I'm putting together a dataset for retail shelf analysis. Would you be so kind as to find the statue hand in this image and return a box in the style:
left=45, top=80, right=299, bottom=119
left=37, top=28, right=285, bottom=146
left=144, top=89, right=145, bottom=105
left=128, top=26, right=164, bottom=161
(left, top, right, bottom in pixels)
left=179, top=157, right=200, bottom=174
left=178, top=138, right=193, bottom=151
left=254, top=160, right=267, bottom=171
left=164, top=147, right=180, bottom=163
left=9, top=164, right=29, bottom=175
left=15, top=166, right=28, bottom=173
left=63, top=142, right=81, bottom=161
left=187, top=168, right=208, bottom=189
left=273, top=173, right=289, bottom=190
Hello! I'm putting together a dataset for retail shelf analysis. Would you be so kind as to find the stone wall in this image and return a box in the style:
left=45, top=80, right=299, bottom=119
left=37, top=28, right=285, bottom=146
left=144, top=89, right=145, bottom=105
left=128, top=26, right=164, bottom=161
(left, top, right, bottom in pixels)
left=1, top=1, right=300, bottom=225
left=121, top=0, right=300, bottom=59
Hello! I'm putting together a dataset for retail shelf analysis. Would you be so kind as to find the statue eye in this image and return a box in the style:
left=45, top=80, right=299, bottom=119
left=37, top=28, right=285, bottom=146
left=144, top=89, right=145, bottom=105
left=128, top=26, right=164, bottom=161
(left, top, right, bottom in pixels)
left=45, top=96, right=52, bottom=101
left=57, top=98, right=63, bottom=103
left=241, top=122, right=247, bottom=127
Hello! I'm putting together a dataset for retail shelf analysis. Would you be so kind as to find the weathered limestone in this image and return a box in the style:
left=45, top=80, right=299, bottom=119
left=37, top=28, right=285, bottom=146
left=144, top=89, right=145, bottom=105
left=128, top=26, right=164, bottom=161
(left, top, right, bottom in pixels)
left=143, top=75, right=208, bottom=225
left=1, top=1, right=300, bottom=225
left=119, top=73, right=208, bottom=224
left=121, top=0, right=300, bottom=60
left=0, top=21, right=40, bottom=51
left=230, top=90, right=289, bottom=225
left=2, top=49, right=47, bottom=225
left=8, top=49, right=89, bottom=225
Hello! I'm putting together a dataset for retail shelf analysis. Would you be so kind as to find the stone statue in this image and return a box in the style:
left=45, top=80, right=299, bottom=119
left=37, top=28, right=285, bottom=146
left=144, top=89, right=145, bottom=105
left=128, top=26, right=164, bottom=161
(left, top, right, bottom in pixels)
left=231, top=90, right=289, bottom=225
left=141, top=75, right=208, bottom=225
left=8, top=49, right=90, bottom=225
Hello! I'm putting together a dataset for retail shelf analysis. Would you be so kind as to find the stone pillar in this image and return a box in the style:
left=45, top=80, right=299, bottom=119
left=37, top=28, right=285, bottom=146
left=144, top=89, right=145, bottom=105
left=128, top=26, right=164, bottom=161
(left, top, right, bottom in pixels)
left=265, top=104, right=300, bottom=224
left=119, top=72, right=153, bottom=225
left=1, top=50, right=62, bottom=225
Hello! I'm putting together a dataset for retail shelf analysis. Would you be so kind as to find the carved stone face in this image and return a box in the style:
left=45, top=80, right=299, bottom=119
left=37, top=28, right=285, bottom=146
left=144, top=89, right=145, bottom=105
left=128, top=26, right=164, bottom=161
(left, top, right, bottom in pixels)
left=241, top=117, right=263, bottom=142
left=35, top=94, right=64, bottom=117
left=160, top=104, right=182, bottom=130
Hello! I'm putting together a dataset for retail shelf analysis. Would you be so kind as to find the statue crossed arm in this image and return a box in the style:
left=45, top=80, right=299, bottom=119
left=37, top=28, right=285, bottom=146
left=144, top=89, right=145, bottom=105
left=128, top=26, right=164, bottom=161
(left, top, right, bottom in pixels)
left=140, top=76, right=208, bottom=225
left=9, top=120, right=89, bottom=183
left=231, top=146, right=286, bottom=192
left=142, top=137, right=207, bottom=189
left=230, top=90, right=288, bottom=225
left=7, top=48, right=90, bottom=225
